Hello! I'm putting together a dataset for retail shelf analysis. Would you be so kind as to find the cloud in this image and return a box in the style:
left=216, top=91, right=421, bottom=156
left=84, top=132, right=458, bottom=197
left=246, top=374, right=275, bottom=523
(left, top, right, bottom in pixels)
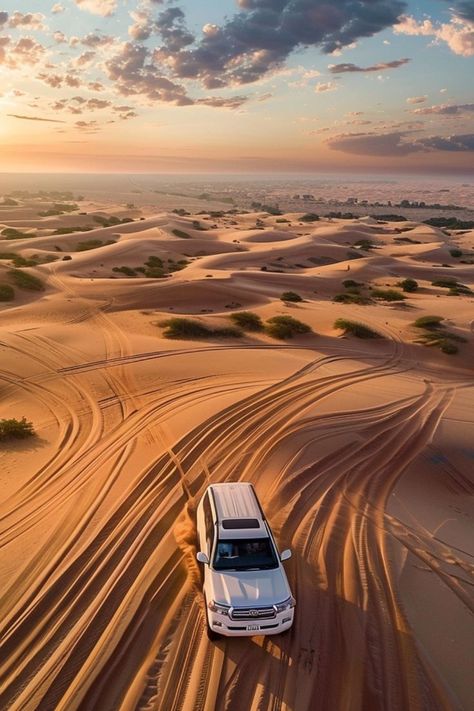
left=8, top=113, right=66, bottom=123
left=413, top=103, right=474, bottom=115
left=75, top=119, right=101, bottom=132
left=450, top=1, right=474, bottom=23
left=406, top=95, right=427, bottom=104
left=162, top=0, right=407, bottom=88
left=315, top=81, right=338, bottom=93
left=37, top=72, right=82, bottom=89
left=0, top=37, right=46, bottom=68
left=129, top=10, right=153, bottom=41
left=327, top=131, right=421, bottom=156
left=8, top=12, right=46, bottom=30
left=329, top=58, right=410, bottom=73
left=81, top=33, right=115, bottom=48
left=0, top=12, right=8, bottom=26
left=395, top=14, right=474, bottom=57
left=75, top=0, right=117, bottom=17
left=105, top=40, right=247, bottom=107
left=327, top=130, right=474, bottom=155
left=52, top=4, right=65, bottom=13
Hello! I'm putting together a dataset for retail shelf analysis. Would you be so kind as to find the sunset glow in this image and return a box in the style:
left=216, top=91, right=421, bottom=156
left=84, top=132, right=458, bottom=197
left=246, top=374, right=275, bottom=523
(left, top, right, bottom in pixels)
left=1, top=0, right=473, bottom=174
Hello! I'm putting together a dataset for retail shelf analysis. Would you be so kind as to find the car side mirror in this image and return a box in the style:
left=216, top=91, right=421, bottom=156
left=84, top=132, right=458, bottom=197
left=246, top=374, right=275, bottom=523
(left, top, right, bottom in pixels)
left=196, top=551, right=209, bottom=565
left=280, top=549, right=292, bottom=562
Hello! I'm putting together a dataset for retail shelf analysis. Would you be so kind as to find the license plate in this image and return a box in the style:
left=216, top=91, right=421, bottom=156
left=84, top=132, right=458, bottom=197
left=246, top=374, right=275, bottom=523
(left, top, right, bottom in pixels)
left=247, top=625, right=260, bottom=631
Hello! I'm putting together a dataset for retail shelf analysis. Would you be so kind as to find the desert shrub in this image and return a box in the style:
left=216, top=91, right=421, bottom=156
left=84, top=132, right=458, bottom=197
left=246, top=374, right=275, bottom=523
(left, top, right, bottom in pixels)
left=342, top=279, right=362, bottom=288
left=424, top=217, right=474, bottom=230
left=264, top=315, right=311, bottom=339
left=0, top=252, right=18, bottom=260
left=0, top=417, right=35, bottom=440
left=449, top=248, right=462, bottom=258
left=8, top=269, right=44, bottom=291
left=12, top=256, right=38, bottom=267
left=440, top=341, right=459, bottom=355
left=280, top=291, right=303, bottom=302
left=334, top=318, right=381, bottom=339
left=398, top=278, right=418, bottom=293
left=372, top=288, right=405, bottom=301
left=230, top=311, right=264, bottom=331
left=62, top=255, right=72, bottom=261
left=1, top=228, right=31, bottom=239
left=300, top=213, right=319, bottom=222
left=172, top=228, right=191, bottom=239
left=0, top=284, right=14, bottom=301
left=145, top=267, right=167, bottom=278
left=112, top=266, right=136, bottom=277
left=159, top=318, right=242, bottom=339
left=172, top=208, right=190, bottom=216
left=432, top=278, right=471, bottom=294
left=145, top=256, right=163, bottom=268
left=431, top=277, right=458, bottom=288
left=52, top=226, right=93, bottom=235
left=413, top=315, right=444, bottom=329
left=371, top=214, right=407, bottom=222
left=333, top=292, right=370, bottom=304
left=354, top=239, right=375, bottom=250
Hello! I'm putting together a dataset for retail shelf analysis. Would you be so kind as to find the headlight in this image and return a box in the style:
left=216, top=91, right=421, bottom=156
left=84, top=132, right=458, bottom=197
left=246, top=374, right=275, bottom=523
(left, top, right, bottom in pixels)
left=207, top=600, right=230, bottom=616
left=274, top=596, right=296, bottom=613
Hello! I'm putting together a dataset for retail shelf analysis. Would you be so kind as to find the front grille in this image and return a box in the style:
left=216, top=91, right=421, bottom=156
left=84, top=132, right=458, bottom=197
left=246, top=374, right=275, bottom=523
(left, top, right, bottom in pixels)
left=230, top=606, right=276, bottom=620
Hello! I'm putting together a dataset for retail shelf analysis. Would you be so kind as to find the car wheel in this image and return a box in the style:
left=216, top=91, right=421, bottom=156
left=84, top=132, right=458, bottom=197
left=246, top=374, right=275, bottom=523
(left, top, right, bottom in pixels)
left=206, top=621, right=219, bottom=641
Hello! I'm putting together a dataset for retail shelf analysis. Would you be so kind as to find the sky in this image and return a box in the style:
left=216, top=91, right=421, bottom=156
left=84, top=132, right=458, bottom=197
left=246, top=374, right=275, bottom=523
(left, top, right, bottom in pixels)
left=0, top=0, right=473, bottom=174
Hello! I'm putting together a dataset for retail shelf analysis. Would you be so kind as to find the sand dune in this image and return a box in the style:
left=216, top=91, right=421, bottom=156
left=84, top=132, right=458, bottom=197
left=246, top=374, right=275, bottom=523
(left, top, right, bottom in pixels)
left=0, top=200, right=473, bottom=711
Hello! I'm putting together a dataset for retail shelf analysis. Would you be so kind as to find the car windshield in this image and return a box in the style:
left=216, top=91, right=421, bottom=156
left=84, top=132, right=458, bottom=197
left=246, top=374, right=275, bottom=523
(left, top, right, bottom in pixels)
left=213, top=537, right=278, bottom=571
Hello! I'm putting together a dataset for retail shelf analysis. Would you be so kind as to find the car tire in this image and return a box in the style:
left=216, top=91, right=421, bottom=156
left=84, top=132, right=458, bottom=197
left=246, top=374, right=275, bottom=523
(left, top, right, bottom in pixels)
left=206, top=621, right=219, bottom=641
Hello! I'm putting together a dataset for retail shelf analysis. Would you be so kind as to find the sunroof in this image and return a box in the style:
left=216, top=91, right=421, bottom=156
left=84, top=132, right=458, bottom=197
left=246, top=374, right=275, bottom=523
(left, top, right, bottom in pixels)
left=221, top=518, right=260, bottom=529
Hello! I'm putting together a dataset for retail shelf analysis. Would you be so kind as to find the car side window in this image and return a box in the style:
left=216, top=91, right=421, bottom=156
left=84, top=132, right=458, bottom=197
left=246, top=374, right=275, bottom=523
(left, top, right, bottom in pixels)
left=203, top=493, right=214, bottom=555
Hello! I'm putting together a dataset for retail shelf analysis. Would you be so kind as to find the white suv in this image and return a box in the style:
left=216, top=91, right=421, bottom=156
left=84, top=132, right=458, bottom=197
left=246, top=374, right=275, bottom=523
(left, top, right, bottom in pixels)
left=196, top=482, right=295, bottom=638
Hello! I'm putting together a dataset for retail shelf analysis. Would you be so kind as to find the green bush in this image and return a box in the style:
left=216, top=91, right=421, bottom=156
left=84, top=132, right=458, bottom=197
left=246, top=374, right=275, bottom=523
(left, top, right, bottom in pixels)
left=354, top=239, right=375, bottom=250
left=333, top=292, right=370, bottom=305
left=172, top=228, right=191, bottom=239
left=145, top=256, right=164, bottom=268
left=264, top=315, right=311, bottom=339
left=159, top=318, right=242, bottom=340
left=0, top=252, right=18, bottom=260
left=372, top=288, right=405, bottom=302
left=229, top=311, right=264, bottom=331
left=334, top=318, right=381, bottom=339
left=398, top=278, right=418, bottom=293
left=342, top=279, right=362, bottom=288
left=8, top=269, right=44, bottom=291
left=0, top=284, right=14, bottom=301
left=440, top=341, right=458, bottom=355
left=431, top=278, right=458, bottom=288
left=300, top=213, right=319, bottom=222
left=280, top=291, right=303, bottom=302
left=413, top=315, right=444, bottom=329
left=145, top=267, right=167, bottom=278
left=112, top=266, right=136, bottom=277
left=449, top=248, right=462, bottom=258
left=0, top=417, right=35, bottom=440
left=12, top=256, right=39, bottom=268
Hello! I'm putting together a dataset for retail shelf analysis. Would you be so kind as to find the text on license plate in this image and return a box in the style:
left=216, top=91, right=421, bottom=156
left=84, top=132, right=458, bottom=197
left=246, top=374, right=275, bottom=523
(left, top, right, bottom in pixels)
left=247, top=625, right=260, bottom=631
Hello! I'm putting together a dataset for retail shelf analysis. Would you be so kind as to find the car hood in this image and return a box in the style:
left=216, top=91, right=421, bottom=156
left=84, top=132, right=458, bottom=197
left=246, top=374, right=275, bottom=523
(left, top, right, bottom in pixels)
left=210, top=567, right=291, bottom=607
